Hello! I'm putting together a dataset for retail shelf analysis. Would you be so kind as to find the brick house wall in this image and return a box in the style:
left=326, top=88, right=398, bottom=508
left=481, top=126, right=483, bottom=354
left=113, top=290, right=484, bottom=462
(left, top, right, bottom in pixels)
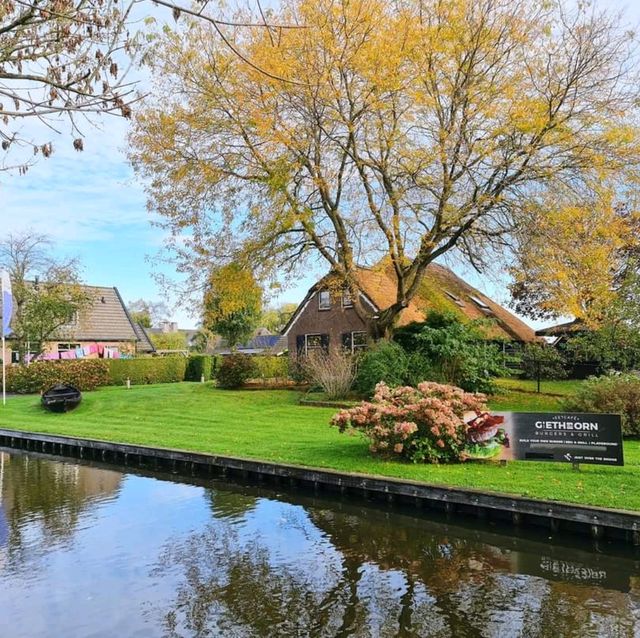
left=285, top=289, right=371, bottom=361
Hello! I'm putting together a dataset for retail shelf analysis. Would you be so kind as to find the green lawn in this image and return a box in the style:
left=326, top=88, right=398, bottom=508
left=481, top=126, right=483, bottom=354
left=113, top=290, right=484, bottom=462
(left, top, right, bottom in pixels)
left=495, top=377, right=585, bottom=396
left=1, top=383, right=638, bottom=511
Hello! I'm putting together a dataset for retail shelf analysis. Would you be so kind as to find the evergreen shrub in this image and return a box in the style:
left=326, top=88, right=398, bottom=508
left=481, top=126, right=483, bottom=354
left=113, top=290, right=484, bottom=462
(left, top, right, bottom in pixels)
left=7, top=360, right=110, bottom=393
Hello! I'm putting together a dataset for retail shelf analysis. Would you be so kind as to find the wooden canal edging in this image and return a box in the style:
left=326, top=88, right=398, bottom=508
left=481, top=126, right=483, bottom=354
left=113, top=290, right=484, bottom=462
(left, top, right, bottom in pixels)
left=0, top=427, right=639, bottom=545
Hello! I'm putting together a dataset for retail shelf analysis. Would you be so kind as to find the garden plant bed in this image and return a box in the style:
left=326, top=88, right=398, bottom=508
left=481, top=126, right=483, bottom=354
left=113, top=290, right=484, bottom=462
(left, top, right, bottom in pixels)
left=1, top=383, right=638, bottom=512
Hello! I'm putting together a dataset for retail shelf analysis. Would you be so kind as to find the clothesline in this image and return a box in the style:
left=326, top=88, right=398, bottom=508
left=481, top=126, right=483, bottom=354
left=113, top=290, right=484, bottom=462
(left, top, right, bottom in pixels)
left=32, top=344, right=122, bottom=362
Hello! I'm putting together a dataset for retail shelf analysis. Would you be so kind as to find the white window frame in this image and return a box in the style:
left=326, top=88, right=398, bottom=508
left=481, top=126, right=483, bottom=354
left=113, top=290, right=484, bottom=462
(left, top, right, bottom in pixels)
left=341, top=290, right=353, bottom=308
left=304, top=333, right=325, bottom=355
left=318, top=290, right=331, bottom=311
left=350, top=331, right=368, bottom=353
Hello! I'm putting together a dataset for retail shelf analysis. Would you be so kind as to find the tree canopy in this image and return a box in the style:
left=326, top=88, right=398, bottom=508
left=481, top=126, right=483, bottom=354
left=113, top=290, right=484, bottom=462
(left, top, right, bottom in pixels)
left=130, top=0, right=640, bottom=335
left=509, top=187, right=640, bottom=326
left=203, top=263, right=262, bottom=348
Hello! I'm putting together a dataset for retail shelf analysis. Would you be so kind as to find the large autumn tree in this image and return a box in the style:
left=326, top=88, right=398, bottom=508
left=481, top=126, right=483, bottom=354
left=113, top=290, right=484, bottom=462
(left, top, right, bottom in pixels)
left=509, top=186, right=640, bottom=326
left=130, top=0, right=640, bottom=336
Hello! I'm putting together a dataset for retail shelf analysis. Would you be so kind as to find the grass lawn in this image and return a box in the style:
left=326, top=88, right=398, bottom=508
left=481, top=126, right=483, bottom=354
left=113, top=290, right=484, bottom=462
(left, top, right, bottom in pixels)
left=495, top=377, right=585, bottom=396
left=1, top=383, right=637, bottom=512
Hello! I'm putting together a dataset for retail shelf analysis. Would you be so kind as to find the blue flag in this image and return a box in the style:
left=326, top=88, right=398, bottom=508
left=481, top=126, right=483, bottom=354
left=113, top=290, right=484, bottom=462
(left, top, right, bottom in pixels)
left=1, top=271, right=12, bottom=337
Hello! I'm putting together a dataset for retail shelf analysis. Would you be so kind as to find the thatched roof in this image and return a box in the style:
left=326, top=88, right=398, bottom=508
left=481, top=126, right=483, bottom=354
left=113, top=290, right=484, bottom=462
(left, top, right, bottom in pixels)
left=356, top=261, right=536, bottom=341
left=535, top=320, right=583, bottom=337
left=284, top=260, right=535, bottom=342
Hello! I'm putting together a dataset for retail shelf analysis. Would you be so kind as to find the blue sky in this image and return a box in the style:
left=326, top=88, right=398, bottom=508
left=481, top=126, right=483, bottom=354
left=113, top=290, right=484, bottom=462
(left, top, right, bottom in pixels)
left=1, top=0, right=637, bottom=330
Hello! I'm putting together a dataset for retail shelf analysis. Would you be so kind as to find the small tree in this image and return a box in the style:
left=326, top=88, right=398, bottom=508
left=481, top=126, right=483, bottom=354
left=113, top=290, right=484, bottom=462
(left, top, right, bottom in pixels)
left=127, top=299, right=170, bottom=328
left=260, top=303, right=298, bottom=333
left=151, top=331, right=187, bottom=351
left=203, top=264, right=262, bottom=349
left=519, top=343, right=567, bottom=381
left=563, top=323, right=640, bottom=374
left=0, top=231, right=90, bottom=359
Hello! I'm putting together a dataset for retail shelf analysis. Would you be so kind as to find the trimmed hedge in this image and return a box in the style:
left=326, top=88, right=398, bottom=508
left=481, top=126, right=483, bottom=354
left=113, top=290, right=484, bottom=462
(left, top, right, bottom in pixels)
left=184, top=354, right=217, bottom=381
left=7, top=360, right=110, bottom=393
left=252, top=355, right=289, bottom=381
left=107, top=357, right=187, bottom=385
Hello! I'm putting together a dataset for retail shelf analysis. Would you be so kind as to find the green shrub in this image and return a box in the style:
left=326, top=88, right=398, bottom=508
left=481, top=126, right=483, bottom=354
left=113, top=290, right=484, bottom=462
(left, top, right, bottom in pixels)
left=252, top=355, right=289, bottom=381
left=7, top=360, right=110, bottom=393
left=354, top=341, right=409, bottom=397
left=563, top=374, right=640, bottom=437
left=184, top=355, right=214, bottom=381
left=107, top=357, right=187, bottom=385
left=518, top=343, right=567, bottom=380
left=393, top=311, right=510, bottom=394
left=215, top=354, right=257, bottom=389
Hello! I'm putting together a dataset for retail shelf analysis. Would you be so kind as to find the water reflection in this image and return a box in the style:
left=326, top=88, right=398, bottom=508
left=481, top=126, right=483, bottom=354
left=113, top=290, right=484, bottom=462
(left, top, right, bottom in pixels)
left=0, top=451, right=121, bottom=564
left=0, top=450, right=638, bottom=638
left=155, top=486, right=640, bottom=637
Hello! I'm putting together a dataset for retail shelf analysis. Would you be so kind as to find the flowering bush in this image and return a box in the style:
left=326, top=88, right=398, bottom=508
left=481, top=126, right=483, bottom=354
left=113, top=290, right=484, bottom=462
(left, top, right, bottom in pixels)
left=331, top=381, right=506, bottom=463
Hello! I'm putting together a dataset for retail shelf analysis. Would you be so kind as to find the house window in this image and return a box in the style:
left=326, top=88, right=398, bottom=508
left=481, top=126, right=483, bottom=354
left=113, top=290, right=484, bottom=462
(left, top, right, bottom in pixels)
left=304, top=333, right=329, bottom=355
left=57, top=343, right=81, bottom=353
left=318, top=291, right=331, bottom=310
left=342, top=331, right=368, bottom=353
left=342, top=290, right=353, bottom=308
left=469, top=295, right=490, bottom=310
left=445, top=291, right=465, bottom=308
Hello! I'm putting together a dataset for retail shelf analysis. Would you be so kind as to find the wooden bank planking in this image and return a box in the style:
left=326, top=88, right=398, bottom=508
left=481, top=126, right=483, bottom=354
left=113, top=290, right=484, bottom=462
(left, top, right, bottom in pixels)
left=0, top=427, right=638, bottom=545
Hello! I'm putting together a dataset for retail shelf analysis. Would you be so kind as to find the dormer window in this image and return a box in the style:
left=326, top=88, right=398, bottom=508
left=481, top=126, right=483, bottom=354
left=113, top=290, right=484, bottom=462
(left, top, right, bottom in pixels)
left=318, top=290, right=331, bottom=310
left=469, top=295, right=490, bottom=310
left=342, top=290, right=353, bottom=308
left=445, top=291, right=465, bottom=307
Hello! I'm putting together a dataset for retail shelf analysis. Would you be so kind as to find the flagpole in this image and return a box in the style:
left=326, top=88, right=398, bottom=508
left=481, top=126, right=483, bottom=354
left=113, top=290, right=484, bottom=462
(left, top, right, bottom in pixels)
left=1, top=272, right=4, bottom=406
left=1, top=334, right=4, bottom=407
left=1, top=272, right=9, bottom=407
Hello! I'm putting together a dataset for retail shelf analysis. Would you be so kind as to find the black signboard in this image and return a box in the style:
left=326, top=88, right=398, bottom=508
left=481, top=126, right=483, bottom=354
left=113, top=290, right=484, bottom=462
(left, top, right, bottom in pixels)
left=495, top=412, right=623, bottom=466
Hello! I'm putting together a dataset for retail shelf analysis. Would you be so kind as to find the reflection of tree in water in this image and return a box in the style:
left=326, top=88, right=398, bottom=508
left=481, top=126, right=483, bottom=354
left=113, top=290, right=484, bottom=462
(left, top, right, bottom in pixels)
left=152, top=488, right=640, bottom=638
left=0, top=452, right=122, bottom=560
left=154, top=526, right=340, bottom=638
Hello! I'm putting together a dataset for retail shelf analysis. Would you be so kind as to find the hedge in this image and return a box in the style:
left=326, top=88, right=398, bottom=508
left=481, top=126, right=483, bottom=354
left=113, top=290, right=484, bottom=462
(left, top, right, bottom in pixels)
left=184, top=354, right=218, bottom=382
left=107, top=357, right=187, bottom=385
left=251, top=355, right=289, bottom=381
left=6, top=360, right=110, bottom=393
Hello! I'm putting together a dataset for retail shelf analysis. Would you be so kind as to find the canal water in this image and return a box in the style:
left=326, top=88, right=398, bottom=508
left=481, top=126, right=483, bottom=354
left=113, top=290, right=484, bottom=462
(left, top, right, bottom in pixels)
left=0, top=450, right=638, bottom=637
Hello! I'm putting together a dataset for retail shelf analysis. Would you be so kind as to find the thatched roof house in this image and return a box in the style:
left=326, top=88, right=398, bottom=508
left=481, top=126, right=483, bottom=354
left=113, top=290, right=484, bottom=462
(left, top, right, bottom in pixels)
left=282, top=261, right=535, bottom=358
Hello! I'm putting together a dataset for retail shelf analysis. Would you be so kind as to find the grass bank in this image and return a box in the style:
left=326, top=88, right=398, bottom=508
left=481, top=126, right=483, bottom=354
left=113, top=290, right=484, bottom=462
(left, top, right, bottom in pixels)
left=1, top=383, right=637, bottom=511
